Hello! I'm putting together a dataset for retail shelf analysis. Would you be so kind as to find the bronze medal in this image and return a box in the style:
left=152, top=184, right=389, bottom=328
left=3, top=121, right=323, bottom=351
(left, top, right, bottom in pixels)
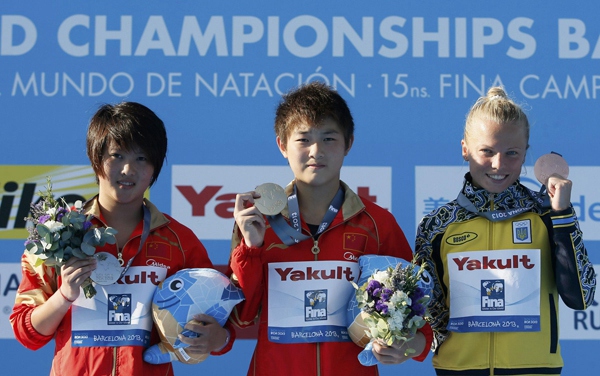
left=534, top=153, right=569, bottom=185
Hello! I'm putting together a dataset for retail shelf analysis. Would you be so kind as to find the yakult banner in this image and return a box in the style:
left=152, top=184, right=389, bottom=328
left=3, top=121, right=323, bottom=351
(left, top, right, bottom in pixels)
left=172, top=165, right=392, bottom=240
left=4, top=263, right=599, bottom=339
left=2, top=1, right=599, bottom=375
left=447, top=249, right=541, bottom=333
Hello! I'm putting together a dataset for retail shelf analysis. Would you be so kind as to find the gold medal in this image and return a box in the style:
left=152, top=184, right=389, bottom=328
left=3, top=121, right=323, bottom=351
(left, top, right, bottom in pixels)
left=254, top=183, right=287, bottom=215
left=534, top=153, right=569, bottom=185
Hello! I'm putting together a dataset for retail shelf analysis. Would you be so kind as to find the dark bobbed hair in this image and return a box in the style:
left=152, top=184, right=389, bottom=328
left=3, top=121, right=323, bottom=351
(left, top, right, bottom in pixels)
left=274, top=81, right=354, bottom=148
left=86, top=102, right=167, bottom=186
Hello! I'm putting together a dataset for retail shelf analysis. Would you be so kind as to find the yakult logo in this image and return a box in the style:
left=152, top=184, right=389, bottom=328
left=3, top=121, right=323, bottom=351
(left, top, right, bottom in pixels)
left=275, top=266, right=355, bottom=282
left=453, top=254, right=535, bottom=271
left=172, top=165, right=392, bottom=240
left=116, top=270, right=162, bottom=285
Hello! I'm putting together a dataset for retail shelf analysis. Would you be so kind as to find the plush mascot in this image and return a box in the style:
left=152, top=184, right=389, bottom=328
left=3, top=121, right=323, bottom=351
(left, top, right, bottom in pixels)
left=346, top=255, right=432, bottom=366
left=143, top=268, right=244, bottom=364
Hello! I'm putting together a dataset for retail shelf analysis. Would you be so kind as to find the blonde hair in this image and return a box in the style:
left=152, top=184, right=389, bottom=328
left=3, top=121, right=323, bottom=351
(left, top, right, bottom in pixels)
left=464, top=86, right=530, bottom=146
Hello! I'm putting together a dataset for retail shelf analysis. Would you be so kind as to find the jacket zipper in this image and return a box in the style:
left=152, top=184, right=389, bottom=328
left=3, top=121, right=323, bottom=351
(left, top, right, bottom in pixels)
left=112, top=347, right=117, bottom=376
left=312, top=238, right=321, bottom=376
left=489, top=194, right=495, bottom=376
left=311, top=239, right=320, bottom=259
left=305, top=205, right=363, bottom=376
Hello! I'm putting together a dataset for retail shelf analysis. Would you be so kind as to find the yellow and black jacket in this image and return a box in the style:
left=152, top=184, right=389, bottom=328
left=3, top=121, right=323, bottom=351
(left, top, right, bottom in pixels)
left=415, top=173, right=595, bottom=376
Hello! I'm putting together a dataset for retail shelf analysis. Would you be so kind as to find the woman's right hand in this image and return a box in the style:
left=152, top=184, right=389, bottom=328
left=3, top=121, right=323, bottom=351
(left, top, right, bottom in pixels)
left=546, top=173, right=572, bottom=211
left=31, top=255, right=97, bottom=335
left=234, top=191, right=266, bottom=248
left=59, top=256, right=97, bottom=302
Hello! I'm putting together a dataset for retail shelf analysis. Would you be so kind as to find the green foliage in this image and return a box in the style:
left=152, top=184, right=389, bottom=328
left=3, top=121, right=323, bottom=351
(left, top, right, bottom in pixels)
left=352, top=260, right=431, bottom=355
left=23, top=177, right=118, bottom=298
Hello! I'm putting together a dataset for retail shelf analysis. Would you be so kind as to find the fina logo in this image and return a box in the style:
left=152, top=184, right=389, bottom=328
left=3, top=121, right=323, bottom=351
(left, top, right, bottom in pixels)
left=305, top=289, right=328, bottom=322
left=481, top=280, right=505, bottom=311
left=108, top=294, right=132, bottom=325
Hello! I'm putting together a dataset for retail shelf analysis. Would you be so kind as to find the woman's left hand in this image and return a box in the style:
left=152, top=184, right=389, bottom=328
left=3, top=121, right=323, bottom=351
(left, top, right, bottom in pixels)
left=546, top=174, right=572, bottom=211
left=178, top=314, right=228, bottom=355
left=371, top=331, right=426, bottom=365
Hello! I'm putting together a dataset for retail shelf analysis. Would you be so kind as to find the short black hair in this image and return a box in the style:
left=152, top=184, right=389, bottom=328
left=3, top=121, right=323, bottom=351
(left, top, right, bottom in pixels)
left=275, top=81, right=354, bottom=148
left=86, top=102, right=167, bottom=186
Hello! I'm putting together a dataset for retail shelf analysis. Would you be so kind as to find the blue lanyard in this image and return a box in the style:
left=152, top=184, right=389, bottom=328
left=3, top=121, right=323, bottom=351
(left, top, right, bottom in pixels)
left=456, top=184, right=550, bottom=222
left=267, top=184, right=344, bottom=246
left=117, top=204, right=151, bottom=280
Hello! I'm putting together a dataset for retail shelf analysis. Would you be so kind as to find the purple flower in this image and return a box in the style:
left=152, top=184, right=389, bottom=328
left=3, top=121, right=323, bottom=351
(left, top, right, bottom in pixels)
left=56, top=207, right=68, bottom=221
left=380, top=288, right=393, bottom=301
left=375, top=299, right=388, bottom=314
left=367, top=279, right=381, bottom=291
left=38, top=215, right=51, bottom=224
left=372, top=287, right=382, bottom=298
left=411, top=287, right=425, bottom=301
left=83, top=221, right=93, bottom=231
left=410, top=303, right=425, bottom=317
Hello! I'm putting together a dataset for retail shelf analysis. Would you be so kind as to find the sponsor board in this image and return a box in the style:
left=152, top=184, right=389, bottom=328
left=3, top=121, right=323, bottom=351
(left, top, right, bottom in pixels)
left=171, top=165, right=392, bottom=240
left=3, top=262, right=599, bottom=340
left=415, top=166, right=600, bottom=241
left=560, top=293, right=600, bottom=340
left=0, top=263, right=21, bottom=339
left=0, top=165, right=97, bottom=239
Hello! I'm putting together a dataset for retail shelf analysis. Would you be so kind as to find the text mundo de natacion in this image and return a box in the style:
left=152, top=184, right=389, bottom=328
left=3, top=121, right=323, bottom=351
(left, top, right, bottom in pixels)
left=5, top=69, right=600, bottom=100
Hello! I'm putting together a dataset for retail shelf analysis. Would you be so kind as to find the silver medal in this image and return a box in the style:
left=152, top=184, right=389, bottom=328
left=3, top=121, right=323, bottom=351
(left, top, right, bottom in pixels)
left=254, top=183, right=287, bottom=215
left=91, top=252, right=123, bottom=285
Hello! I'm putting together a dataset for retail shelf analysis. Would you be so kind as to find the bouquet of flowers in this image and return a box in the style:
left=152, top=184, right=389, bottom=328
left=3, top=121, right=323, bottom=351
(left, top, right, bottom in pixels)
left=24, top=178, right=117, bottom=298
left=347, top=255, right=432, bottom=366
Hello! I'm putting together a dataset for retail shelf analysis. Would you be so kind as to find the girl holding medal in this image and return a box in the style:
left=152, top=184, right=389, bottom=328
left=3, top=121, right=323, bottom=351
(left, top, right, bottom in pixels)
left=228, top=82, right=433, bottom=376
left=11, top=102, right=233, bottom=375
left=415, top=87, right=596, bottom=375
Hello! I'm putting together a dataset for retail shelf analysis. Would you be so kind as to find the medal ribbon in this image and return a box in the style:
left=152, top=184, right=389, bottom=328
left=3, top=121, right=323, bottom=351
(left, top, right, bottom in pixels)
left=267, top=184, right=344, bottom=246
left=457, top=183, right=550, bottom=222
left=117, top=204, right=151, bottom=280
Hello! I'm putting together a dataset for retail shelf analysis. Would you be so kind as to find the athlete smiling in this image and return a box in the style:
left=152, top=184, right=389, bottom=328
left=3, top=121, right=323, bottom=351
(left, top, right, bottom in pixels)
left=11, top=102, right=232, bottom=376
left=415, top=86, right=595, bottom=376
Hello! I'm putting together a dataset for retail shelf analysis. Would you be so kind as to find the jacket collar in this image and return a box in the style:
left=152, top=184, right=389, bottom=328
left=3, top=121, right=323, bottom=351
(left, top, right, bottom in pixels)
left=83, top=196, right=169, bottom=230
left=283, top=180, right=365, bottom=222
left=461, top=172, right=531, bottom=212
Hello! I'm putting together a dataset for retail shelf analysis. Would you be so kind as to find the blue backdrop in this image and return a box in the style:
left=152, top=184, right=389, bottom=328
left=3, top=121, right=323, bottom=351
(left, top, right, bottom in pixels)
left=1, top=1, right=599, bottom=375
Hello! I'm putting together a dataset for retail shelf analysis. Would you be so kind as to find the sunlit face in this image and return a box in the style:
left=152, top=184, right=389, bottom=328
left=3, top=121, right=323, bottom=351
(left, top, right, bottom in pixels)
left=277, top=117, right=352, bottom=190
left=98, top=141, right=154, bottom=207
left=462, top=118, right=527, bottom=194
